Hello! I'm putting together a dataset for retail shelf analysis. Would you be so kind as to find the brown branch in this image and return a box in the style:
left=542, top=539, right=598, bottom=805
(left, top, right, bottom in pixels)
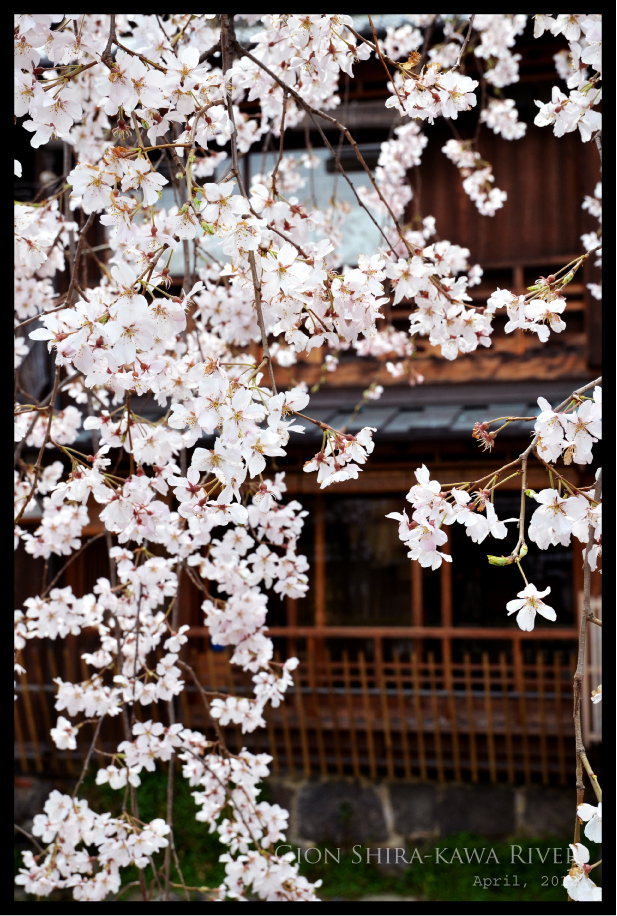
left=14, top=365, right=61, bottom=525
left=344, top=23, right=399, bottom=67
left=572, top=466, right=602, bottom=833
left=101, top=14, right=116, bottom=69
left=232, top=39, right=457, bottom=303
left=71, top=716, right=104, bottom=799
left=14, top=301, right=70, bottom=332
left=368, top=16, right=403, bottom=110
left=14, top=823, right=45, bottom=854
left=222, top=16, right=277, bottom=395
left=178, top=660, right=229, bottom=751
left=198, top=41, right=221, bottom=65
left=452, top=14, right=476, bottom=71
left=270, top=90, right=289, bottom=197
left=41, top=531, right=107, bottom=597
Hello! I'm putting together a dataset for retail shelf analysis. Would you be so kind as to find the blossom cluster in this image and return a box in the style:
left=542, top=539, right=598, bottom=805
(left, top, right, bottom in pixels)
left=14, top=12, right=602, bottom=903
left=442, top=140, right=507, bottom=216
left=533, top=15, right=602, bottom=142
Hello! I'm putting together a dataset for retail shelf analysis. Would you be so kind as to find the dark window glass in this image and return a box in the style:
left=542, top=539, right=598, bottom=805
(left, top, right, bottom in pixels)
left=451, top=492, right=574, bottom=628
left=323, top=496, right=411, bottom=626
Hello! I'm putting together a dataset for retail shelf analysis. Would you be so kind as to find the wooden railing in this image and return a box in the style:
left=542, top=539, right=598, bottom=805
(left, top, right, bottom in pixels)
left=15, top=627, right=578, bottom=784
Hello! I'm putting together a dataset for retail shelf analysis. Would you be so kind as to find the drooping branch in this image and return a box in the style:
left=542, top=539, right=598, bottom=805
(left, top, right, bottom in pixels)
left=221, top=15, right=278, bottom=395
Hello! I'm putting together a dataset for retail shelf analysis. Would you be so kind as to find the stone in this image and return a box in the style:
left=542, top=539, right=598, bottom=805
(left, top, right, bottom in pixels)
left=295, top=779, right=388, bottom=845
left=14, top=777, right=54, bottom=824
left=389, top=782, right=438, bottom=838
left=520, top=786, right=574, bottom=837
left=438, top=784, right=516, bottom=837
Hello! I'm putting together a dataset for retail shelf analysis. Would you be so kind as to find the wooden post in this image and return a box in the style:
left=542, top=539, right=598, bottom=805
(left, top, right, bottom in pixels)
left=294, top=666, right=311, bottom=776
left=343, top=650, right=360, bottom=778
left=266, top=708, right=280, bottom=777
left=499, top=652, right=515, bottom=784
left=536, top=652, right=549, bottom=785
left=31, top=648, right=53, bottom=757
left=286, top=596, right=297, bottom=659
left=375, top=638, right=394, bottom=778
left=325, top=648, right=343, bottom=776
left=14, top=695, right=29, bottom=772
left=463, top=652, right=478, bottom=782
left=394, top=651, right=411, bottom=778
left=513, top=638, right=531, bottom=783
left=313, top=495, right=326, bottom=663
left=309, top=651, right=327, bottom=776
left=553, top=652, right=567, bottom=786
left=275, top=650, right=295, bottom=775
left=428, top=651, right=444, bottom=781
left=19, top=668, right=42, bottom=773
left=227, top=660, right=243, bottom=756
left=47, top=646, right=73, bottom=773
left=359, top=651, right=376, bottom=778
left=411, top=559, right=423, bottom=657
left=411, top=651, right=427, bottom=779
left=482, top=652, right=497, bottom=783
left=440, top=531, right=459, bottom=778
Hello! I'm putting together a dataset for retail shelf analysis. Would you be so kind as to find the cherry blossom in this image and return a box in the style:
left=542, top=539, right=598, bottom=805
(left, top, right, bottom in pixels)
left=13, top=13, right=602, bottom=903
left=506, top=584, right=557, bottom=632
left=576, top=802, right=601, bottom=843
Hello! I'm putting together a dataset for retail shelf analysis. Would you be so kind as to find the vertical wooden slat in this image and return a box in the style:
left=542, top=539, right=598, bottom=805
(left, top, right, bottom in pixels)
left=275, top=651, right=295, bottom=775
left=325, top=649, right=343, bottom=776
left=309, top=652, right=327, bottom=776
left=14, top=696, right=29, bottom=772
left=19, top=668, right=42, bottom=772
left=286, top=596, right=297, bottom=660
left=294, top=665, right=311, bottom=776
left=442, top=643, right=460, bottom=781
left=79, top=655, right=104, bottom=768
left=342, top=650, right=360, bottom=778
left=358, top=651, right=376, bottom=778
left=440, top=532, right=458, bottom=779
left=265, top=707, right=280, bottom=777
left=499, top=652, right=515, bottom=784
left=204, top=651, right=221, bottom=739
left=31, top=647, right=53, bottom=752
left=411, top=651, right=427, bottom=779
left=227, top=659, right=243, bottom=756
left=314, top=495, right=326, bottom=662
left=482, top=653, right=497, bottom=783
left=463, top=653, right=478, bottom=782
left=411, top=560, right=423, bottom=657
left=537, top=652, right=549, bottom=785
left=513, top=267, right=526, bottom=355
left=427, top=652, right=444, bottom=781
left=375, top=639, right=394, bottom=778
left=206, top=650, right=218, bottom=691
left=47, top=646, right=74, bottom=774
left=393, top=651, right=411, bottom=778
left=553, top=653, right=567, bottom=785
left=513, top=639, right=531, bottom=782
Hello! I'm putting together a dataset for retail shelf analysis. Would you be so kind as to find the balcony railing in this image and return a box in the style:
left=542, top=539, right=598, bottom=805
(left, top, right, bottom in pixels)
left=16, top=626, right=579, bottom=784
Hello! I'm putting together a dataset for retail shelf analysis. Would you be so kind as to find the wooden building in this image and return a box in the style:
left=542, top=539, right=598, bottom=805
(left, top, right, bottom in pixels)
left=15, top=20, right=601, bottom=784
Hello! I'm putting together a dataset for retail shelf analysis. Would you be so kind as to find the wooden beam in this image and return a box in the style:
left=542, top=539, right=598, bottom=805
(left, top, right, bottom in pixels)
left=188, top=625, right=578, bottom=640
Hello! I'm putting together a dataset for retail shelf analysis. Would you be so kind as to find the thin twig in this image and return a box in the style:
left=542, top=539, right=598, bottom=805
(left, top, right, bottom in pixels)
left=41, top=531, right=107, bottom=597
left=452, top=15, right=476, bottom=71
left=14, top=365, right=61, bottom=525
left=368, top=16, right=403, bottom=110
left=222, top=16, right=278, bottom=395
left=71, top=716, right=104, bottom=799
